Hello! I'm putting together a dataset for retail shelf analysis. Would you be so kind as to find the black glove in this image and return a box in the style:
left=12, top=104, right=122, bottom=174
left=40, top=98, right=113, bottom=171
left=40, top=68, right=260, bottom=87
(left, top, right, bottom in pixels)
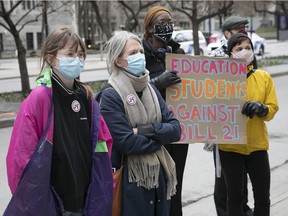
left=137, top=124, right=155, bottom=137
left=150, top=70, right=181, bottom=90
left=242, top=101, right=269, bottom=119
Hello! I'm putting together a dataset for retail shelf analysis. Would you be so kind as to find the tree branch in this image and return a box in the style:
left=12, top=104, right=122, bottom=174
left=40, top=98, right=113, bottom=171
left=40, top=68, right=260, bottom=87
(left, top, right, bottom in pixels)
left=6, top=0, right=23, bottom=16
left=17, top=13, right=43, bottom=32
left=254, top=1, right=288, bottom=17
left=167, top=1, right=193, bottom=20
left=118, top=0, right=160, bottom=31
left=118, top=0, right=137, bottom=20
left=0, top=22, right=10, bottom=33
left=279, top=1, right=288, bottom=17
left=139, top=0, right=160, bottom=9
left=16, top=1, right=73, bottom=33
left=46, top=1, right=74, bottom=16
left=15, top=1, right=42, bottom=26
left=198, top=1, right=234, bottom=23
left=254, top=1, right=277, bottom=15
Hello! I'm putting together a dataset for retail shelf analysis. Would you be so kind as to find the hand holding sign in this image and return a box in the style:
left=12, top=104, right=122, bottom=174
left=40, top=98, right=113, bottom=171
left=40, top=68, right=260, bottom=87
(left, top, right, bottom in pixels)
left=242, top=101, right=268, bottom=119
left=150, top=70, right=181, bottom=90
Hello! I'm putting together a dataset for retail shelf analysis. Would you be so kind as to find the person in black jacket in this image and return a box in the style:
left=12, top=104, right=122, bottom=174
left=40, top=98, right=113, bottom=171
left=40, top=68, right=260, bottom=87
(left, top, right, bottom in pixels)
left=142, top=6, right=188, bottom=216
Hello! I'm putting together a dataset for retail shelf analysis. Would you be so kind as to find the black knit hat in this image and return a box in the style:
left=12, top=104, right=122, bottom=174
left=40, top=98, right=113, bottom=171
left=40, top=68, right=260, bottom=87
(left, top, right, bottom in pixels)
left=227, top=33, right=254, bottom=56
left=222, top=16, right=249, bottom=32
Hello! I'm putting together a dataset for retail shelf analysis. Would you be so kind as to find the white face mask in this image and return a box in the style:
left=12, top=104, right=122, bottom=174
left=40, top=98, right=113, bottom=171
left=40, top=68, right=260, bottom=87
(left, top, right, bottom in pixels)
left=232, top=49, right=254, bottom=65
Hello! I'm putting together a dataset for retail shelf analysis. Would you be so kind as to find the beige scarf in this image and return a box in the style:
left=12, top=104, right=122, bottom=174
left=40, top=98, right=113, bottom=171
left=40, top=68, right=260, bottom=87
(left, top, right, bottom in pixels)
left=109, top=69, right=177, bottom=199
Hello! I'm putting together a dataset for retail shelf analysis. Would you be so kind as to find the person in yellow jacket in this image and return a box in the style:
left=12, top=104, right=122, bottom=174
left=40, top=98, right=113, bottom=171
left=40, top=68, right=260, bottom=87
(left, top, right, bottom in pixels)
left=218, top=33, right=279, bottom=216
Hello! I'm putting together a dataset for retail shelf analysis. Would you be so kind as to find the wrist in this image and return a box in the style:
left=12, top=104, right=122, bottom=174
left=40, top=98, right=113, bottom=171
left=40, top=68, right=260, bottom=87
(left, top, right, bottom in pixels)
left=258, top=103, right=268, bottom=117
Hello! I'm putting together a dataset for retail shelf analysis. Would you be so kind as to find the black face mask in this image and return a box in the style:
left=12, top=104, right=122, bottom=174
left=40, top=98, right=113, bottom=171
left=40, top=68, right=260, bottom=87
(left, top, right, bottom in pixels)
left=153, top=24, right=174, bottom=43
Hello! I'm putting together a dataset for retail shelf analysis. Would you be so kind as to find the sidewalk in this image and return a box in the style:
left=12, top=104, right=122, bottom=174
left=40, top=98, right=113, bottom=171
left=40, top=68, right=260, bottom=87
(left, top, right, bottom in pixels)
left=0, top=103, right=20, bottom=128
left=262, top=64, right=288, bottom=77
left=182, top=162, right=288, bottom=216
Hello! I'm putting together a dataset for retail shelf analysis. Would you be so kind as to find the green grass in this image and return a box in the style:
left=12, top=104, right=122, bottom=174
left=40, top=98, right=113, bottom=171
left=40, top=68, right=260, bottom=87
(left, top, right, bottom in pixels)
left=0, top=92, right=26, bottom=103
left=255, top=26, right=277, bottom=34
left=257, top=55, right=288, bottom=68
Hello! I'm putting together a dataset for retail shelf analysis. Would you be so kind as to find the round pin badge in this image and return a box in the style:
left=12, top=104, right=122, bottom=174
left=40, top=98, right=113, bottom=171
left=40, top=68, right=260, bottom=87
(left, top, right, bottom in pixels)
left=126, top=94, right=137, bottom=106
left=71, top=100, right=81, bottom=112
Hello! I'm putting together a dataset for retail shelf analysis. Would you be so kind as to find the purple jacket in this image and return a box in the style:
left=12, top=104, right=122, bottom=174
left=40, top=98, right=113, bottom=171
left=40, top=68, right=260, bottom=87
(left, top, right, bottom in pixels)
left=5, top=69, right=113, bottom=215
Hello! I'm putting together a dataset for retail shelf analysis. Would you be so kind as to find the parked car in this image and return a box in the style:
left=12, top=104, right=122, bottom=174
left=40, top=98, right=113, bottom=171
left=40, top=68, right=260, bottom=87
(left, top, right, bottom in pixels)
left=209, top=31, right=223, bottom=44
left=248, top=32, right=266, bottom=56
left=172, top=30, right=208, bottom=55
left=202, top=31, right=223, bottom=44
left=206, top=32, right=266, bottom=56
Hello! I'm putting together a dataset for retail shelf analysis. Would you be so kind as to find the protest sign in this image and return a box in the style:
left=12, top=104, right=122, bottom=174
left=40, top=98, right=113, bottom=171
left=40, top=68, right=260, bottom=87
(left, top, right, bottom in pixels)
left=166, top=53, right=247, bottom=144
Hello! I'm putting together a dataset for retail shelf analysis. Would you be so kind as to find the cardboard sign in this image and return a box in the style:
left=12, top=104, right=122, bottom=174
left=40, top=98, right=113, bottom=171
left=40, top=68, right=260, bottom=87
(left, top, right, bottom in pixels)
left=166, top=53, right=247, bottom=144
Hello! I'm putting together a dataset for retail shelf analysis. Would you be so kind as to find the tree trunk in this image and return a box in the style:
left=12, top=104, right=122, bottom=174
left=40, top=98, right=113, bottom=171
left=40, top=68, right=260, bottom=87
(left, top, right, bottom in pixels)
left=90, top=1, right=112, bottom=40
left=192, top=1, right=200, bottom=55
left=192, top=22, right=200, bottom=55
left=14, top=33, right=31, bottom=95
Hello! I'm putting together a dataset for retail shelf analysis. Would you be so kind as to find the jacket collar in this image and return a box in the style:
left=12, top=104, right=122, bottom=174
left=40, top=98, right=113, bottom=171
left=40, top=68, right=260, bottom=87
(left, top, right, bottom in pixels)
left=36, top=68, right=53, bottom=87
left=142, top=37, right=181, bottom=54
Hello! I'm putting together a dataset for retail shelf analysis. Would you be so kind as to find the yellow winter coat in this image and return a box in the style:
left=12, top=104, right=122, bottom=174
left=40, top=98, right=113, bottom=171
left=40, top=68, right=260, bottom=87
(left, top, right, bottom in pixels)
left=219, top=68, right=279, bottom=155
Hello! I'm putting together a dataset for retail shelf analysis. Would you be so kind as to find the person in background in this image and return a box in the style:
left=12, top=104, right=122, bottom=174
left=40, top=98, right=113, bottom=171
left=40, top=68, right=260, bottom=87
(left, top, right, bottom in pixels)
left=222, top=16, right=249, bottom=41
left=206, top=16, right=255, bottom=216
left=210, top=16, right=249, bottom=57
left=142, top=6, right=188, bottom=216
left=5, top=25, right=113, bottom=216
left=97, top=31, right=181, bottom=216
left=219, top=32, right=278, bottom=216
left=210, top=15, right=258, bottom=68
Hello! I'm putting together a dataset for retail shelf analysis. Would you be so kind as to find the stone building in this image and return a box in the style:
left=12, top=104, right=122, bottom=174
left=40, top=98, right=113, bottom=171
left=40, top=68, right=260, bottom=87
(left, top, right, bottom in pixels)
left=0, top=0, right=76, bottom=58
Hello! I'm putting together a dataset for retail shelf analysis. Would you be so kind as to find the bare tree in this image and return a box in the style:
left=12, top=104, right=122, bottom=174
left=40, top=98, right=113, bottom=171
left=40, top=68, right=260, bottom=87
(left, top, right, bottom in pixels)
left=167, top=0, right=234, bottom=55
left=0, top=0, right=42, bottom=94
left=254, top=0, right=288, bottom=17
left=0, top=0, right=72, bottom=95
left=41, top=1, right=48, bottom=48
left=89, top=1, right=113, bottom=40
left=117, top=0, right=160, bottom=32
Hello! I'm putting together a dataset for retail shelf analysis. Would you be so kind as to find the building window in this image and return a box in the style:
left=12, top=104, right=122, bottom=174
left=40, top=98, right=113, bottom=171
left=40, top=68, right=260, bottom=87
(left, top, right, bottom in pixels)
left=0, top=34, right=3, bottom=51
left=22, top=0, right=37, bottom=10
left=26, top=33, right=34, bottom=50
left=37, top=32, right=42, bottom=49
left=22, top=1, right=26, bottom=10
left=27, top=0, right=31, bottom=10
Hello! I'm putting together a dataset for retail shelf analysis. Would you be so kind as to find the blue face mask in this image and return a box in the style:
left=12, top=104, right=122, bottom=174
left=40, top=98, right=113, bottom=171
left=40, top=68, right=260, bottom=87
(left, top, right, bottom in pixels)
left=56, top=57, right=84, bottom=80
left=124, top=53, right=146, bottom=77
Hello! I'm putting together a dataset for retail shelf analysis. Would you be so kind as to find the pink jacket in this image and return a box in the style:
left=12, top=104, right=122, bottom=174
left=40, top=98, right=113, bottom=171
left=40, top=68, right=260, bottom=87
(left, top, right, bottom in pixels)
left=6, top=85, right=112, bottom=193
